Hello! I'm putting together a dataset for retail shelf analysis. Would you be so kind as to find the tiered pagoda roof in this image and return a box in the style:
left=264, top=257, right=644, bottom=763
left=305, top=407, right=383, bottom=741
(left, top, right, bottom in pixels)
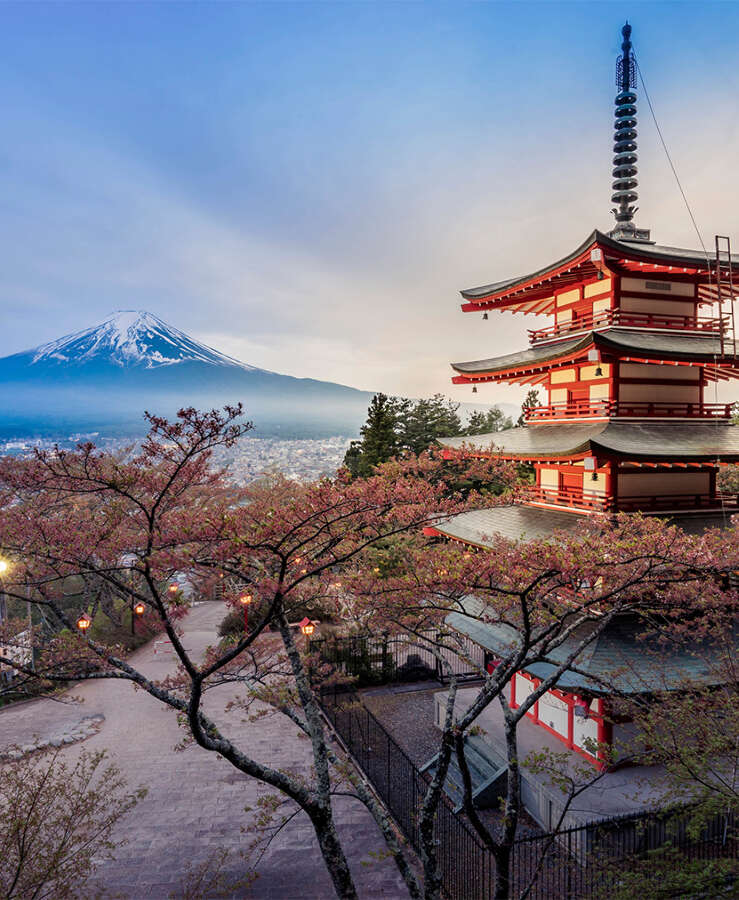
left=439, top=22, right=739, bottom=529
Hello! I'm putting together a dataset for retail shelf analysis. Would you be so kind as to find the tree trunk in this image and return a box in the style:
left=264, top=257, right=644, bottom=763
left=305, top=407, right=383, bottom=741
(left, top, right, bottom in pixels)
left=308, top=803, right=360, bottom=900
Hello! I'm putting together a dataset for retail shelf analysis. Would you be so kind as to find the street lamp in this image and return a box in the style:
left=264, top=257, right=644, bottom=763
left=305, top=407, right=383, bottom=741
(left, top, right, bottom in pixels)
left=299, top=617, right=315, bottom=637
left=238, top=593, right=252, bottom=631
left=134, top=602, right=145, bottom=616
left=76, top=613, right=92, bottom=633
left=167, top=583, right=178, bottom=595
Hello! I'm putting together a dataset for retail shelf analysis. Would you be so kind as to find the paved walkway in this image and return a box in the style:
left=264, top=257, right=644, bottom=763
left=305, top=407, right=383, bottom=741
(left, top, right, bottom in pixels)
left=0, top=603, right=410, bottom=899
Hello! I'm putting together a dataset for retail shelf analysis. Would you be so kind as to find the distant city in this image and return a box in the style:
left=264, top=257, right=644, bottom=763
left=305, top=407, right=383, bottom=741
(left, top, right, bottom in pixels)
left=0, top=433, right=352, bottom=483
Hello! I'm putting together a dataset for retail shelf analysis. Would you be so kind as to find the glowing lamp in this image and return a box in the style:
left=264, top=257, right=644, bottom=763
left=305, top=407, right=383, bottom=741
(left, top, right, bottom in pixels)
left=168, top=583, right=179, bottom=594
left=0, top=559, right=8, bottom=574
left=134, top=602, right=145, bottom=616
left=239, top=593, right=253, bottom=606
left=298, top=617, right=315, bottom=636
left=76, top=614, right=92, bottom=632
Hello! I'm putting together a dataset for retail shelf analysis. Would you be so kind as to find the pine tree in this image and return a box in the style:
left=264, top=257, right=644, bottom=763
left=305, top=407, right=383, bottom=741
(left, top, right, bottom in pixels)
left=399, top=394, right=463, bottom=455
left=517, top=389, right=541, bottom=427
left=465, top=407, right=513, bottom=435
left=342, top=394, right=400, bottom=476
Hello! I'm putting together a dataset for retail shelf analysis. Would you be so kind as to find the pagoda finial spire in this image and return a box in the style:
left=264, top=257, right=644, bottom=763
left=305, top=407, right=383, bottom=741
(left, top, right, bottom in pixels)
left=609, top=22, right=650, bottom=242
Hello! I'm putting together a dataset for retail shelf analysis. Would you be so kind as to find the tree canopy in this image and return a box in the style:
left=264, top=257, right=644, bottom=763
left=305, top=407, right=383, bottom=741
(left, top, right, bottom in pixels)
left=344, top=393, right=513, bottom=476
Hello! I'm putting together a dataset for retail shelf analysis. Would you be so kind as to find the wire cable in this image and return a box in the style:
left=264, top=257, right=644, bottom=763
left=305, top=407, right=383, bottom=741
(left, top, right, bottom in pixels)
left=634, top=55, right=710, bottom=262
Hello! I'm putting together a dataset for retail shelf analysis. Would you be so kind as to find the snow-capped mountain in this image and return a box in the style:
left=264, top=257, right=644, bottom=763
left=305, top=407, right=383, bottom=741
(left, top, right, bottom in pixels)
left=31, top=310, right=266, bottom=372
left=0, top=311, right=373, bottom=438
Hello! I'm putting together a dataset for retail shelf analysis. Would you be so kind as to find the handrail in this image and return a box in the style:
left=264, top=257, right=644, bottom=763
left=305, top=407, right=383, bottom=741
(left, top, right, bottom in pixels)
left=525, top=400, right=732, bottom=422
left=528, top=309, right=728, bottom=344
left=526, top=486, right=739, bottom=513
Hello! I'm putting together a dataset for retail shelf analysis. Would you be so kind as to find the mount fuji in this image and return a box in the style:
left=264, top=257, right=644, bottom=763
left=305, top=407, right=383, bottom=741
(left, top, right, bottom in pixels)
left=0, top=311, right=375, bottom=438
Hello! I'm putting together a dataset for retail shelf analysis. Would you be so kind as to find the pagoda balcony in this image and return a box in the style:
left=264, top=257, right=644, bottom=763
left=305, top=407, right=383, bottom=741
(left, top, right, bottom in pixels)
left=526, top=487, right=739, bottom=513
left=526, top=486, right=610, bottom=512
left=528, top=309, right=728, bottom=345
left=525, top=399, right=733, bottom=423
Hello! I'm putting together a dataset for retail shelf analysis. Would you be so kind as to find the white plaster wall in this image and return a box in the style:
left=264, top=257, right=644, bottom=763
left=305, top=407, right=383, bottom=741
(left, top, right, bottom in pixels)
left=538, top=692, right=569, bottom=738
left=540, top=468, right=559, bottom=488
left=619, top=383, right=701, bottom=403
left=620, top=363, right=700, bottom=381
left=617, top=472, right=710, bottom=497
left=621, top=277, right=695, bottom=296
left=620, top=296, right=696, bottom=317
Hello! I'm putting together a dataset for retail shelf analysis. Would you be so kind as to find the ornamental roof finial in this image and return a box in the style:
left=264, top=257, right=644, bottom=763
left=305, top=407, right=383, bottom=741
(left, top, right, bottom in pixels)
left=609, top=21, right=651, bottom=242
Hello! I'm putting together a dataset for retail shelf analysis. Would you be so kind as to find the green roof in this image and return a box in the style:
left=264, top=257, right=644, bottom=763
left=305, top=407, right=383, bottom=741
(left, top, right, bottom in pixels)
left=447, top=599, right=735, bottom=695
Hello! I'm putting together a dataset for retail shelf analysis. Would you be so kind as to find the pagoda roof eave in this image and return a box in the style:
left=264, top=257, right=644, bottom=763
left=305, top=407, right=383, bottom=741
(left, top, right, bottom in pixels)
left=438, top=422, right=739, bottom=462
left=460, top=229, right=739, bottom=311
left=451, top=329, right=739, bottom=382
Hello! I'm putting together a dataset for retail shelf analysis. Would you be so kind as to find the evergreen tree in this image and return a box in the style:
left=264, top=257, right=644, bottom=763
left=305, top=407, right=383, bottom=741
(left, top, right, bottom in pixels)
left=465, top=407, right=513, bottom=435
left=517, top=389, right=541, bottom=427
left=343, top=393, right=400, bottom=476
left=399, top=394, right=463, bottom=455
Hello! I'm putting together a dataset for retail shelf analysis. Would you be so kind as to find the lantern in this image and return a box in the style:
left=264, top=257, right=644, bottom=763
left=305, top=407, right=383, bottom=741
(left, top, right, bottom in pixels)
left=134, top=602, right=145, bottom=616
left=168, top=583, right=179, bottom=594
left=76, top=614, right=91, bottom=632
left=298, top=617, right=315, bottom=636
left=238, top=593, right=253, bottom=606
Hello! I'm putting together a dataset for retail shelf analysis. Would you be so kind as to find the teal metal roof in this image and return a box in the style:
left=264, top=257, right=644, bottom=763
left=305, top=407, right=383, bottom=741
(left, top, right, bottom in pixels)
left=447, top=601, right=735, bottom=695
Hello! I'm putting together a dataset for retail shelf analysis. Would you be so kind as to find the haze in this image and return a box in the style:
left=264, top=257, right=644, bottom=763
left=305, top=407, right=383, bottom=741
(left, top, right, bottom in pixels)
left=2, top=2, right=739, bottom=408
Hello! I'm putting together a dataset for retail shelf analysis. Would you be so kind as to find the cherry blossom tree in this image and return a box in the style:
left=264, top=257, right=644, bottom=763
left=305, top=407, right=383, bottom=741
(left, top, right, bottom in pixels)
left=0, top=406, right=735, bottom=899
left=338, top=513, right=739, bottom=898
left=0, top=405, right=514, bottom=899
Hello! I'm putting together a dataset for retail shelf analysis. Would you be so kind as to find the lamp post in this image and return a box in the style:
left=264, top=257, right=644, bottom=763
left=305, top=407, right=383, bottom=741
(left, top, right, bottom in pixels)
left=76, top=613, right=92, bottom=633
left=238, top=593, right=253, bottom=632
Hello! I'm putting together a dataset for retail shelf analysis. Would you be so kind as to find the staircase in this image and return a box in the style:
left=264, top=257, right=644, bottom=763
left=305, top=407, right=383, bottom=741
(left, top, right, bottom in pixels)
left=420, top=734, right=507, bottom=814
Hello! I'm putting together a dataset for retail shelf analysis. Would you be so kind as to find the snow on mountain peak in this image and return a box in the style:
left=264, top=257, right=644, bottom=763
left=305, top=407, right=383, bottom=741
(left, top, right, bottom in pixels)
left=30, top=311, right=264, bottom=371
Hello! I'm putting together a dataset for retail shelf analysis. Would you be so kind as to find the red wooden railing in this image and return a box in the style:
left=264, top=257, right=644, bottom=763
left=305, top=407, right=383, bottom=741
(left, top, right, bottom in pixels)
left=525, top=400, right=732, bottom=422
left=528, top=309, right=727, bottom=344
left=526, top=486, right=610, bottom=511
left=525, top=487, right=739, bottom=513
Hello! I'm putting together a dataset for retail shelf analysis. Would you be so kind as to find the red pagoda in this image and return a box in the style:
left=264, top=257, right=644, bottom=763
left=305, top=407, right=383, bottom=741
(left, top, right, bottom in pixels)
left=436, top=23, right=739, bottom=535
left=423, top=24, right=739, bottom=790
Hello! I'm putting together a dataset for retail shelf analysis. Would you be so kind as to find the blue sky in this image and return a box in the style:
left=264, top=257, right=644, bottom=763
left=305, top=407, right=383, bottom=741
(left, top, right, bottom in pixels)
left=2, top=2, right=739, bottom=405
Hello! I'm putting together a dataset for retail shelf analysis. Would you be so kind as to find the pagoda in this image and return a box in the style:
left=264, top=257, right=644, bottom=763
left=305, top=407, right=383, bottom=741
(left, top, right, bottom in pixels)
left=423, top=24, right=739, bottom=786
left=435, top=22, right=739, bottom=538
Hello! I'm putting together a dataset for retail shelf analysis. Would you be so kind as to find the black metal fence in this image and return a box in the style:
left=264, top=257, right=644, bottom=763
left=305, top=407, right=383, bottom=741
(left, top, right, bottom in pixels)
left=320, top=687, right=737, bottom=900
left=310, top=631, right=485, bottom=687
